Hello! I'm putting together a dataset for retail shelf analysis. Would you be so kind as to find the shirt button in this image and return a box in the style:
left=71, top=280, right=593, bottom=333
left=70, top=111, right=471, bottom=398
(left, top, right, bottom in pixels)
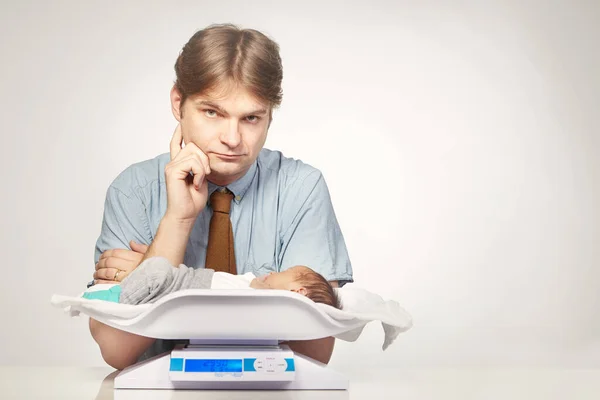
left=235, top=196, right=241, bottom=201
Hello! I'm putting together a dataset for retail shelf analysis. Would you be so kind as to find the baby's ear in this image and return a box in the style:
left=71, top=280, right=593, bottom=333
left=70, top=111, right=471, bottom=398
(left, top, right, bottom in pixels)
left=291, top=287, right=308, bottom=296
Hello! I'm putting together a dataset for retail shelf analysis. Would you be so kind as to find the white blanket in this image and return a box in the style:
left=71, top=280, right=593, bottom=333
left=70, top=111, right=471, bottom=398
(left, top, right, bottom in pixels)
left=51, top=284, right=412, bottom=351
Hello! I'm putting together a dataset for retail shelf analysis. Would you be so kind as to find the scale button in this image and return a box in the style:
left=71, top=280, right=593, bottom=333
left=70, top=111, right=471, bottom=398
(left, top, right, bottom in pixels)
left=275, top=361, right=287, bottom=373
left=265, top=358, right=286, bottom=374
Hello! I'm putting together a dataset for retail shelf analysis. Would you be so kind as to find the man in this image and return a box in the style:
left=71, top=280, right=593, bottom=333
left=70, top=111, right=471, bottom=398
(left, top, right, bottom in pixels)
left=89, top=24, right=353, bottom=370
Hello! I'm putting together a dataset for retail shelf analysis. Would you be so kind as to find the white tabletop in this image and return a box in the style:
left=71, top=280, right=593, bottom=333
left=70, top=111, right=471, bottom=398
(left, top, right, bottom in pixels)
left=1, top=366, right=599, bottom=399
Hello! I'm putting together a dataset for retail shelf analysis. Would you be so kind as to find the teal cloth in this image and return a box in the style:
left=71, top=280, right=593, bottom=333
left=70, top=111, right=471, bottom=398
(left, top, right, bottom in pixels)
left=82, top=285, right=122, bottom=303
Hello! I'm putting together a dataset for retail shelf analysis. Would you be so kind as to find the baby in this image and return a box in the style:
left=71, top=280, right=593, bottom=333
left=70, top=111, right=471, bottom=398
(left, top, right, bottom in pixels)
left=84, top=257, right=341, bottom=309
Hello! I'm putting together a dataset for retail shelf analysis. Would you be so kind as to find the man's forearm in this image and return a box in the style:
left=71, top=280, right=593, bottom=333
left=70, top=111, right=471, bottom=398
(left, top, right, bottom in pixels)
left=142, top=215, right=195, bottom=267
left=89, top=216, right=194, bottom=370
left=283, top=336, right=335, bottom=365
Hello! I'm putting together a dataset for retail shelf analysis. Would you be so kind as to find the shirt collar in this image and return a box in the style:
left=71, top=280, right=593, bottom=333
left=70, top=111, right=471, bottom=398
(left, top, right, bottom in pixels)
left=207, top=161, right=258, bottom=204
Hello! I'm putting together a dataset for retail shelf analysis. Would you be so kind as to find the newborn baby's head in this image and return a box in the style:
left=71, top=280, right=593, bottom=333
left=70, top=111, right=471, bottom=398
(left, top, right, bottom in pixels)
left=250, top=266, right=341, bottom=309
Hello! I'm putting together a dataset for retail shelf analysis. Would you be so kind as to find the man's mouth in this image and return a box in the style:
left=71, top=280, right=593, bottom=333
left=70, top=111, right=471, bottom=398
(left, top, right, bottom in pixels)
left=214, top=153, right=243, bottom=160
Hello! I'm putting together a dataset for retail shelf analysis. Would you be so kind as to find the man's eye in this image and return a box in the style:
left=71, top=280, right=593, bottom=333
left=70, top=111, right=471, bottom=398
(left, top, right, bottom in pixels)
left=204, top=109, right=217, bottom=117
left=245, top=115, right=259, bottom=123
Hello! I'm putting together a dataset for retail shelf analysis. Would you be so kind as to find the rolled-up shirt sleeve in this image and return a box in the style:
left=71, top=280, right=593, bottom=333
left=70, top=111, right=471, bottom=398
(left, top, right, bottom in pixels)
left=278, top=171, right=354, bottom=286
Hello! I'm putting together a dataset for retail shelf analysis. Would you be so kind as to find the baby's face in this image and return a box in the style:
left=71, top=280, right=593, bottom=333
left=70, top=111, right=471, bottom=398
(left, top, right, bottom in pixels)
left=250, top=265, right=311, bottom=294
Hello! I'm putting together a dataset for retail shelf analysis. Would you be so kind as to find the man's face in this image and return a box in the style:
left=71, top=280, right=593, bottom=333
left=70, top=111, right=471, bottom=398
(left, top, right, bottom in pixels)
left=171, top=81, right=271, bottom=186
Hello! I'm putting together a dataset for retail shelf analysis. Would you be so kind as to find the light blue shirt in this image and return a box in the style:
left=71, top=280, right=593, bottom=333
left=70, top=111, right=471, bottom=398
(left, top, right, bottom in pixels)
left=94, top=148, right=354, bottom=286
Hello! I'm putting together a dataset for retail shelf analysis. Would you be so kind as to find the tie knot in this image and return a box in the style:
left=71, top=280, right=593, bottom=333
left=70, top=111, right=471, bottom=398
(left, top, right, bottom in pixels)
left=210, top=188, right=234, bottom=214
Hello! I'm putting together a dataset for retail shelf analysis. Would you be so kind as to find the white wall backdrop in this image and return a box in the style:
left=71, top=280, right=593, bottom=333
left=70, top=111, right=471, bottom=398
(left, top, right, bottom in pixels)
left=0, top=0, right=598, bottom=368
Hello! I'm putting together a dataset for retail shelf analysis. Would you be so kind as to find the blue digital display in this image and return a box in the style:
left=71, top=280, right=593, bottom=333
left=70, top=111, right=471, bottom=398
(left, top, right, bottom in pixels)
left=185, top=359, right=243, bottom=373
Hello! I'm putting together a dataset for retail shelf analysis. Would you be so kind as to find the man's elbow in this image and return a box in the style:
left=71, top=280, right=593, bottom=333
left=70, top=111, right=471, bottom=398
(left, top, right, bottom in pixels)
left=284, top=336, right=335, bottom=365
left=94, top=336, right=139, bottom=371
left=89, top=318, right=144, bottom=371
left=100, top=351, right=135, bottom=371
left=317, top=336, right=335, bottom=364
left=97, top=338, right=145, bottom=371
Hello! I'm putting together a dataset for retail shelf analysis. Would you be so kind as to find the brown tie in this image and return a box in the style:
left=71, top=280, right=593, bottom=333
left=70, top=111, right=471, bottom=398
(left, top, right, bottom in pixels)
left=205, top=188, right=237, bottom=274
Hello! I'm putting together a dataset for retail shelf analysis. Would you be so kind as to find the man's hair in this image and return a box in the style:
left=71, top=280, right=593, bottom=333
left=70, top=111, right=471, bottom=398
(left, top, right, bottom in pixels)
left=296, top=270, right=342, bottom=310
left=174, top=23, right=283, bottom=112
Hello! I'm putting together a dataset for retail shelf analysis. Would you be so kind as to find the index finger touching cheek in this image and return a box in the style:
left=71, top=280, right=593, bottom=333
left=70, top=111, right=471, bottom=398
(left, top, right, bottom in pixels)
left=170, top=123, right=183, bottom=160
left=196, top=149, right=211, bottom=175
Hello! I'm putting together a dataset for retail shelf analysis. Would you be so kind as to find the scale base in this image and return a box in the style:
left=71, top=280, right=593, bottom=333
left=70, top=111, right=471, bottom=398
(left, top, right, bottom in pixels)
left=114, top=349, right=348, bottom=391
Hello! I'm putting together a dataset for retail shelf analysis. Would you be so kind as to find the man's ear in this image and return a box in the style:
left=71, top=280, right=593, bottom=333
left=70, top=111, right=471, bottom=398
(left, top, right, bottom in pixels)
left=170, top=85, right=183, bottom=121
left=291, top=287, right=308, bottom=296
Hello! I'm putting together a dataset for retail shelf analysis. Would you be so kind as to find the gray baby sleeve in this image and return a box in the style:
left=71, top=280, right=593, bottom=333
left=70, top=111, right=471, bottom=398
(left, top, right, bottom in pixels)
left=120, top=256, right=214, bottom=305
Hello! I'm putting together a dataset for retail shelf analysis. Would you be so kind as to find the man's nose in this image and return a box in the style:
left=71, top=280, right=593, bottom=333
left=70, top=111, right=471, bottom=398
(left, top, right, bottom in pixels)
left=220, top=120, right=242, bottom=148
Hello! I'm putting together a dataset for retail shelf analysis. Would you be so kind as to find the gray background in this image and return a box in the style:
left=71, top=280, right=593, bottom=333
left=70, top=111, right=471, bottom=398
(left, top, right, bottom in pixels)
left=0, top=0, right=598, bottom=369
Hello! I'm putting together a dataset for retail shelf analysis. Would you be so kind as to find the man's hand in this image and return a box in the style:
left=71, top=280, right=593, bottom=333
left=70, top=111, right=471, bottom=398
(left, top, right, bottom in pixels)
left=94, top=240, right=148, bottom=284
left=165, top=123, right=211, bottom=224
left=135, top=124, right=212, bottom=267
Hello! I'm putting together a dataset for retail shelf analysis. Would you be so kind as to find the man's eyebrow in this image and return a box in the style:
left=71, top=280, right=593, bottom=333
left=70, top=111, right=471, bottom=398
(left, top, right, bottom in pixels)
left=197, top=100, right=228, bottom=115
left=245, top=108, right=268, bottom=116
left=196, top=100, right=268, bottom=116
